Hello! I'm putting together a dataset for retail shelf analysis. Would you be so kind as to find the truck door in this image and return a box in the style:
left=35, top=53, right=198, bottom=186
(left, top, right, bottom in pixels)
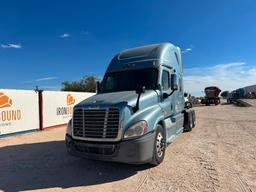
left=159, top=68, right=176, bottom=139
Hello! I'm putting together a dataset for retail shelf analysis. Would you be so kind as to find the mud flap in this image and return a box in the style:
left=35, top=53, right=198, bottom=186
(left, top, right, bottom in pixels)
left=183, top=109, right=195, bottom=132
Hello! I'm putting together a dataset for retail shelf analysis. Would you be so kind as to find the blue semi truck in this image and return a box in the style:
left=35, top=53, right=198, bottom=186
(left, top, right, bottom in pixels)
left=65, top=43, right=196, bottom=165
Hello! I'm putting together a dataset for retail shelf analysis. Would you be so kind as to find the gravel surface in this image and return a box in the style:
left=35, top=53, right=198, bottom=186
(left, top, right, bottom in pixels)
left=0, top=104, right=255, bottom=192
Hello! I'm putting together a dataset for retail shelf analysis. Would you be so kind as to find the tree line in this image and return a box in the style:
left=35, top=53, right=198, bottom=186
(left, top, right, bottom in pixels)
left=61, top=75, right=98, bottom=92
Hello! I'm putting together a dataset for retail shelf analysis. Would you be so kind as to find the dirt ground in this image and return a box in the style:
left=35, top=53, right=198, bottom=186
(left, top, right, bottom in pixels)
left=0, top=104, right=255, bottom=192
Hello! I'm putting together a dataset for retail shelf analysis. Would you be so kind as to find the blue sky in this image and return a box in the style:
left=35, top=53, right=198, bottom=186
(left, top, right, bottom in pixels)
left=0, top=0, right=255, bottom=95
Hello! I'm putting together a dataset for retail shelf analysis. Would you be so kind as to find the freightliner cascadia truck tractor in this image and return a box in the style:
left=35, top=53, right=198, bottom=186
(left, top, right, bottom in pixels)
left=65, top=43, right=196, bottom=165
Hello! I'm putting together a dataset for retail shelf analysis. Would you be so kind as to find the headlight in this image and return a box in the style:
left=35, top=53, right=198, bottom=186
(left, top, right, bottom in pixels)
left=66, top=119, right=72, bottom=135
left=124, top=121, right=148, bottom=139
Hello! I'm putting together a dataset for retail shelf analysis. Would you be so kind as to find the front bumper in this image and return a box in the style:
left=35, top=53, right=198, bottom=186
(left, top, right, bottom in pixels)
left=65, top=132, right=155, bottom=164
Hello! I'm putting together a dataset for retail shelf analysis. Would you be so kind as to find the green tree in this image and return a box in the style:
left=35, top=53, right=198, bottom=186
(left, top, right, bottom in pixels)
left=61, top=75, right=98, bottom=92
left=220, top=91, right=229, bottom=99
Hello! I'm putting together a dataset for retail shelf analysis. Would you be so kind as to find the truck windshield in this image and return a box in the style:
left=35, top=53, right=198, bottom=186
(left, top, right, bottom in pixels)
left=100, top=68, right=158, bottom=93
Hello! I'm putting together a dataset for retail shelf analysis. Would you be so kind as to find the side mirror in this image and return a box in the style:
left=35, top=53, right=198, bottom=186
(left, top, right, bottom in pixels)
left=136, top=86, right=146, bottom=94
left=171, top=74, right=178, bottom=90
left=96, top=81, right=101, bottom=94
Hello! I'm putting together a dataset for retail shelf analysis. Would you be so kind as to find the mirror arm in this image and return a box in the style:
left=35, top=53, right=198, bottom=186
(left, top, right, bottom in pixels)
left=133, top=86, right=145, bottom=113
left=168, top=90, right=175, bottom=97
left=133, top=93, right=141, bottom=112
left=163, top=89, right=176, bottom=99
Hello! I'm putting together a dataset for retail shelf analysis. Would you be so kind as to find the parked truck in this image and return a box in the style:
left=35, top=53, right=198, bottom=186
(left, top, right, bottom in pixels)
left=65, top=43, right=196, bottom=165
left=201, top=86, right=221, bottom=106
left=227, top=90, right=238, bottom=104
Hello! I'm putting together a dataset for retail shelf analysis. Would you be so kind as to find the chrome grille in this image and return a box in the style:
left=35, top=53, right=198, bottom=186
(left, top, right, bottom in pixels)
left=73, top=108, right=120, bottom=139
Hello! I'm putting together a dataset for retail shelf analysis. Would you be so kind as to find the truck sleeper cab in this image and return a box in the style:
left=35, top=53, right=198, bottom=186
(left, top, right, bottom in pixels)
left=65, top=43, right=196, bottom=165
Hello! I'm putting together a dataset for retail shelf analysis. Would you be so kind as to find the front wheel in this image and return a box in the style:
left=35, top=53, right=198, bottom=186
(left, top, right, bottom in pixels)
left=151, top=125, right=166, bottom=166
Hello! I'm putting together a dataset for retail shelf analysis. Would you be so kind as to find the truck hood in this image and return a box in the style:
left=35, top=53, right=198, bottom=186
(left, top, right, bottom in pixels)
left=75, top=90, right=158, bottom=109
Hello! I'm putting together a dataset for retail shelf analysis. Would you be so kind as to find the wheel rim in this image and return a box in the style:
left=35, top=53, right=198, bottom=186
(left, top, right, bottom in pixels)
left=156, top=132, right=165, bottom=158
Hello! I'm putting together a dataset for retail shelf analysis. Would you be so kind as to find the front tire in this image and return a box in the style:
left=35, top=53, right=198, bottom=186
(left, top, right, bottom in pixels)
left=151, top=125, right=166, bottom=166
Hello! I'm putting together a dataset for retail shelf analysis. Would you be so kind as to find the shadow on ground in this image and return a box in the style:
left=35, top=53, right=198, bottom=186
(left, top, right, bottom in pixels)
left=0, top=140, right=151, bottom=192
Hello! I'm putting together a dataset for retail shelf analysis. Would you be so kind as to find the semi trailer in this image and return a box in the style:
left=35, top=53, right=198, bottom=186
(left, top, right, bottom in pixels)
left=228, top=85, right=256, bottom=101
left=65, top=43, right=196, bottom=165
left=201, top=86, right=221, bottom=106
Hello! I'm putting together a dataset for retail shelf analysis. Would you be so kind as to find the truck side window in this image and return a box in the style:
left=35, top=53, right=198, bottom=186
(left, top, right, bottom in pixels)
left=162, top=70, right=170, bottom=90
left=175, top=52, right=179, bottom=65
left=179, top=78, right=183, bottom=92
